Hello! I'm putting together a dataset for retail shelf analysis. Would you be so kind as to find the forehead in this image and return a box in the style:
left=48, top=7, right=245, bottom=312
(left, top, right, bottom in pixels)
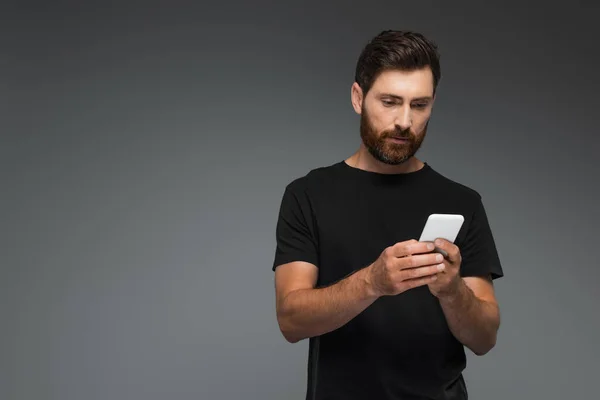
left=369, top=68, right=434, bottom=98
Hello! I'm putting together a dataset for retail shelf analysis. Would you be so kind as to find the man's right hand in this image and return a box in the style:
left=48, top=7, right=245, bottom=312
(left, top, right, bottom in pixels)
left=366, top=239, right=446, bottom=297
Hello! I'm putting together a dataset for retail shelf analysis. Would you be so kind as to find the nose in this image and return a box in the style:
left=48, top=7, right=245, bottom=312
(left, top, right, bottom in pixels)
left=394, top=105, right=412, bottom=130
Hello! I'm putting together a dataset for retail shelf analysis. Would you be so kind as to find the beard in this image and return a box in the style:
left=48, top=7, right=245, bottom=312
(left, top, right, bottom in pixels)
left=359, top=104, right=428, bottom=165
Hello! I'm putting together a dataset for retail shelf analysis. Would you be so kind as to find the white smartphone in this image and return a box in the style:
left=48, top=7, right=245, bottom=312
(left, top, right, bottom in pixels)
left=418, top=214, right=464, bottom=257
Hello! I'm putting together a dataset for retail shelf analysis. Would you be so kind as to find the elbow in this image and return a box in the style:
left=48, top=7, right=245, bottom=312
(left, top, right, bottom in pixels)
left=278, top=322, right=303, bottom=344
left=472, top=316, right=500, bottom=356
left=281, top=330, right=302, bottom=344
left=471, top=335, right=497, bottom=356
left=472, top=347, right=491, bottom=356
left=276, top=309, right=304, bottom=344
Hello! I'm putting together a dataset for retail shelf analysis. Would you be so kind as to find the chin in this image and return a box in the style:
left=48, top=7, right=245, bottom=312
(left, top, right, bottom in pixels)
left=372, top=152, right=413, bottom=166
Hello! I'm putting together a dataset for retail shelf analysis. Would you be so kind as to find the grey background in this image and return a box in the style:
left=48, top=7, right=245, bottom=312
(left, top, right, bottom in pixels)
left=3, top=1, right=599, bottom=399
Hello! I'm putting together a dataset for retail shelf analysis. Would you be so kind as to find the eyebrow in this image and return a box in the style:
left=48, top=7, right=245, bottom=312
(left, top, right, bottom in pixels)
left=380, top=94, right=433, bottom=101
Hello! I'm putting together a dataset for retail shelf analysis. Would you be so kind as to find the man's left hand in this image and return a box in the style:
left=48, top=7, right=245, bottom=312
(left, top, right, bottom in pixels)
left=427, top=238, right=462, bottom=299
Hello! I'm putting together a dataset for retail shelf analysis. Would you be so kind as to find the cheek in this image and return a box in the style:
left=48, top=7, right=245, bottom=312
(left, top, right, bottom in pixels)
left=413, top=113, right=432, bottom=131
left=372, top=110, right=396, bottom=130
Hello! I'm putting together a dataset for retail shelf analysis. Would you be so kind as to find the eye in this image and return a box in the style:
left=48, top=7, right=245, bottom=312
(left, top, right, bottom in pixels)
left=412, top=103, right=428, bottom=109
left=382, top=100, right=395, bottom=107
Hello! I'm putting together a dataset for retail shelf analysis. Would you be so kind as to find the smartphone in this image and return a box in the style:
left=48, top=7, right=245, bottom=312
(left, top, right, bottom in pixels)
left=418, top=214, right=464, bottom=257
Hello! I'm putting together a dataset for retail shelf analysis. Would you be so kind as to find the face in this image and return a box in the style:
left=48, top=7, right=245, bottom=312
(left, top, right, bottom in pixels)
left=355, top=68, right=435, bottom=165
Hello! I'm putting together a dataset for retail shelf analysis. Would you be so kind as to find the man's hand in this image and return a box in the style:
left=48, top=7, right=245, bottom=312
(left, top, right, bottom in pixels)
left=427, top=238, right=463, bottom=299
left=366, top=239, right=446, bottom=297
left=425, top=238, right=500, bottom=355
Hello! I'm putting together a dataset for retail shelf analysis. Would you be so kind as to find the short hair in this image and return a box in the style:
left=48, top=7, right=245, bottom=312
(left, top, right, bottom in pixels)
left=354, top=30, right=441, bottom=95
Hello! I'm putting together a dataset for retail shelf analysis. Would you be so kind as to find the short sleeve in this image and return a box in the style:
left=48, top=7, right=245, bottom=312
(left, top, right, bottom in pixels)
left=272, top=183, right=319, bottom=271
left=459, top=195, right=504, bottom=280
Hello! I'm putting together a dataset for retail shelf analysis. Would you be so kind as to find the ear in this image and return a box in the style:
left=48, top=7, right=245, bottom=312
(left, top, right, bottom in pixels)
left=350, top=82, right=364, bottom=115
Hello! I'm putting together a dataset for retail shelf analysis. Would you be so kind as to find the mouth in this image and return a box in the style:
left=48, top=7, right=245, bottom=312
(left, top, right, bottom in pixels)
left=387, top=137, right=410, bottom=142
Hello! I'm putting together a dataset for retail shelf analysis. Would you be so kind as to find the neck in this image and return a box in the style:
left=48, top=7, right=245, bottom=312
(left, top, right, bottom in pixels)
left=345, top=144, right=424, bottom=174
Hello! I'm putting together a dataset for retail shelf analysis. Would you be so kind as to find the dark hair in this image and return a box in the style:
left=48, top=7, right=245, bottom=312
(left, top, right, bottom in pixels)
left=354, top=30, right=441, bottom=95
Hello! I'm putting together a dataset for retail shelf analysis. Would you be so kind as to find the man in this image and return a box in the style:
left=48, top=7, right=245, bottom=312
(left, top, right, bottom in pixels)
left=272, top=30, right=504, bottom=400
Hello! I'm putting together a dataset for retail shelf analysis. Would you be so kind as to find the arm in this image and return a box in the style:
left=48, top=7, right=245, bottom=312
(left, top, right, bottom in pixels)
left=275, top=241, right=443, bottom=343
left=437, top=275, right=500, bottom=356
left=430, top=196, right=504, bottom=355
left=273, top=185, right=381, bottom=343
left=274, top=261, right=378, bottom=343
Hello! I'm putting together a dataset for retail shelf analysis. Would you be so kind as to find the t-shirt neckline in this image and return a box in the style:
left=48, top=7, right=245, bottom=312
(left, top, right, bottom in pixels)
left=339, top=160, right=432, bottom=183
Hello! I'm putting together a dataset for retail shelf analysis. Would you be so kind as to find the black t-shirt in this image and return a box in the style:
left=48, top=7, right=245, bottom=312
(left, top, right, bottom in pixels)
left=272, top=160, right=504, bottom=400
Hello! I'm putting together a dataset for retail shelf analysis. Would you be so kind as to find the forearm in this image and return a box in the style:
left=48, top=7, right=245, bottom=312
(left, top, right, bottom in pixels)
left=277, top=267, right=378, bottom=343
left=438, top=278, right=500, bottom=355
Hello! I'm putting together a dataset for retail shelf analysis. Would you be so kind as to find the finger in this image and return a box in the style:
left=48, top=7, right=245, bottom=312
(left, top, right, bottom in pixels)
left=402, top=273, right=439, bottom=290
left=397, top=252, right=445, bottom=270
left=433, top=246, right=449, bottom=258
left=433, top=239, right=458, bottom=261
left=390, top=240, right=435, bottom=258
left=400, top=262, right=445, bottom=280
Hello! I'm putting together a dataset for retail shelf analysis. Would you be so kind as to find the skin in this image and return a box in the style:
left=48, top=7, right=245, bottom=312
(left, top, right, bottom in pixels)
left=347, top=68, right=434, bottom=174
left=274, top=67, right=500, bottom=356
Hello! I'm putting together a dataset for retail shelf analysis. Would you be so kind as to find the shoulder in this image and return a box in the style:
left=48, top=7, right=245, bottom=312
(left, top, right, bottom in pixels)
left=282, top=161, right=342, bottom=196
left=424, top=166, right=486, bottom=215
left=275, top=162, right=341, bottom=225
left=428, top=166, right=483, bottom=201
